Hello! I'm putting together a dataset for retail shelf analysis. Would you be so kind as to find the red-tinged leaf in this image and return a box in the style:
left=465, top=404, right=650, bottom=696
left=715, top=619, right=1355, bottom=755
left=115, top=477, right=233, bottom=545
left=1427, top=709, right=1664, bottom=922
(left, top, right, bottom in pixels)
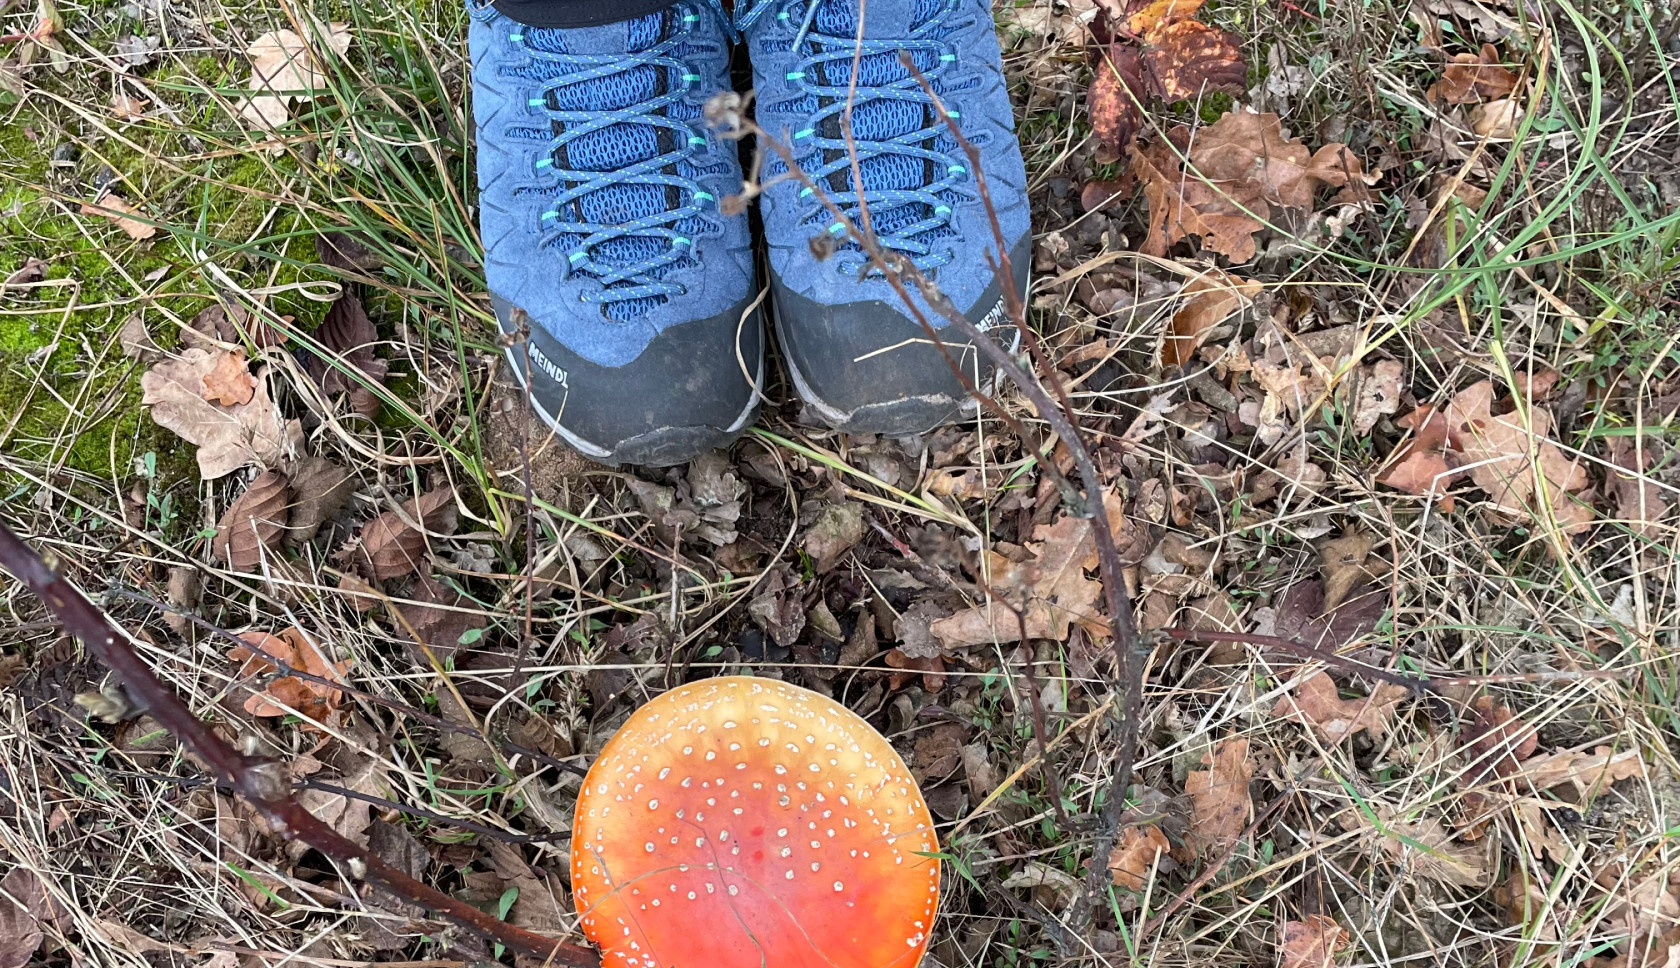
left=1140, top=19, right=1248, bottom=102
left=1089, top=45, right=1149, bottom=153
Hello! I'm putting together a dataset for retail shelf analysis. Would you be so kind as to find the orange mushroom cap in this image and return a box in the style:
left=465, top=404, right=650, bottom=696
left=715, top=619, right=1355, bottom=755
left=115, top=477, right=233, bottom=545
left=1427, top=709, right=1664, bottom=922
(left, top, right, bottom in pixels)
left=571, top=676, right=940, bottom=968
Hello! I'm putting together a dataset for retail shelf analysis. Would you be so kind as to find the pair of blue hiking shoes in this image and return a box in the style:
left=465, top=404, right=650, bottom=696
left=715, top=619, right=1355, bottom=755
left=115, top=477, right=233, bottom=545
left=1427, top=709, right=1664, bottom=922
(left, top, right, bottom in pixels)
left=470, top=0, right=1029, bottom=465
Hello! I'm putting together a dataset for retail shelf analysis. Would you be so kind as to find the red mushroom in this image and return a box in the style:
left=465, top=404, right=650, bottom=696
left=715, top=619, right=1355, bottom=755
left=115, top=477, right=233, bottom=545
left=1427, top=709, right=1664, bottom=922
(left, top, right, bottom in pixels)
left=572, top=676, right=940, bottom=968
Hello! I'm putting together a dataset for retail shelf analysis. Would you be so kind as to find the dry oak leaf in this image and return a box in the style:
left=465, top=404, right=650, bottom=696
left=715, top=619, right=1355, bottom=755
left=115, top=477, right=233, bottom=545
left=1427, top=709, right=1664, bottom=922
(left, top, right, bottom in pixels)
left=213, top=470, right=291, bottom=570
left=1428, top=44, right=1519, bottom=103
left=1161, top=267, right=1261, bottom=368
left=1108, top=823, right=1172, bottom=890
left=0, top=868, right=68, bottom=968
left=1512, top=745, right=1643, bottom=802
left=1607, top=435, right=1670, bottom=537
left=392, top=572, right=487, bottom=663
left=238, top=20, right=353, bottom=127
left=1279, top=915, right=1348, bottom=968
left=1273, top=671, right=1409, bottom=743
left=288, top=758, right=388, bottom=860
left=227, top=626, right=350, bottom=723
left=1469, top=97, right=1523, bottom=138
left=350, top=487, right=458, bottom=580
left=1136, top=112, right=1376, bottom=263
left=1133, top=137, right=1266, bottom=262
left=141, top=350, right=291, bottom=479
left=1443, top=381, right=1592, bottom=531
left=1185, top=735, right=1252, bottom=857
left=86, top=193, right=156, bottom=240
left=1377, top=403, right=1458, bottom=503
left=929, top=490, right=1126, bottom=647
left=202, top=348, right=256, bottom=406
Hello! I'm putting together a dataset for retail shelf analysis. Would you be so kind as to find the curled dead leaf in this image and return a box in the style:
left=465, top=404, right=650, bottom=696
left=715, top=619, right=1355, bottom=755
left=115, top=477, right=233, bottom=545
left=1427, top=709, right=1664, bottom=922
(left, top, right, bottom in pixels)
left=141, top=352, right=292, bottom=479
left=201, top=349, right=256, bottom=406
left=1428, top=43, right=1519, bottom=103
left=1161, top=267, right=1260, bottom=368
left=227, top=627, right=350, bottom=723
left=1108, top=824, right=1172, bottom=890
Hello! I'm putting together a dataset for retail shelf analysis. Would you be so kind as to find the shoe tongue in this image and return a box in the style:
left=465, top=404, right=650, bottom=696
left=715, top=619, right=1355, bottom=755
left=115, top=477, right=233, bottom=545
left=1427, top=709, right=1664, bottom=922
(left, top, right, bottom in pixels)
left=813, top=0, right=913, bottom=38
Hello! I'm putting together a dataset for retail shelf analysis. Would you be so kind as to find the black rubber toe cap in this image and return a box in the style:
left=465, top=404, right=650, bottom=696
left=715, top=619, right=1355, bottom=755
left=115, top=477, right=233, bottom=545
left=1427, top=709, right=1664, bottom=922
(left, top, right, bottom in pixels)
left=769, top=236, right=1030, bottom=436
left=492, top=293, right=763, bottom=467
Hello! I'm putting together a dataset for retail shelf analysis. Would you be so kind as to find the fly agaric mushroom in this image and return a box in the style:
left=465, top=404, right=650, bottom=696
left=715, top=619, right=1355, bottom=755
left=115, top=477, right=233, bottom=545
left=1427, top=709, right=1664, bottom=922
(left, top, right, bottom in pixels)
left=572, top=676, right=940, bottom=968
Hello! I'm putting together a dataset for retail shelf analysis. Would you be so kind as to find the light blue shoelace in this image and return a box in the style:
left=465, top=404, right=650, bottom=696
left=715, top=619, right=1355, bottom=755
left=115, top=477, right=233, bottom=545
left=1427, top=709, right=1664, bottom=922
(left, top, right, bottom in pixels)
left=774, top=0, right=974, bottom=270
left=510, top=4, right=727, bottom=305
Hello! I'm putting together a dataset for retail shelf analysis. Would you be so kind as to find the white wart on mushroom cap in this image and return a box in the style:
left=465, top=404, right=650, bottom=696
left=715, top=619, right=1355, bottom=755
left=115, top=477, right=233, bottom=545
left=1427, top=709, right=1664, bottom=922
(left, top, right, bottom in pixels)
left=571, top=676, right=940, bottom=968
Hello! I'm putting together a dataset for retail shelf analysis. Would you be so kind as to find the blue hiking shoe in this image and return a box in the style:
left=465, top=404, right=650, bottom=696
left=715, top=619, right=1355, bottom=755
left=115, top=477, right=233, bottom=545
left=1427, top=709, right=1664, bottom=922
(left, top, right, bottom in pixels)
left=469, top=1, right=761, bottom=466
left=745, top=0, right=1030, bottom=435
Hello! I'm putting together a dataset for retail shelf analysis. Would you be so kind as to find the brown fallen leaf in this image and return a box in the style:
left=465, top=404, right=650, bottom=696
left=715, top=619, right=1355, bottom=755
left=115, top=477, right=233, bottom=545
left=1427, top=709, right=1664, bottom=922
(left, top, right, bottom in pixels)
left=141, top=351, right=292, bottom=479
left=1273, top=671, right=1409, bottom=743
left=1161, top=268, right=1261, bottom=368
left=238, top=20, right=353, bottom=127
left=1427, top=44, right=1520, bottom=103
left=288, top=758, right=387, bottom=860
left=1511, top=745, right=1642, bottom=801
left=930, top=491, right=1125, bottom=647
left=1108, top=824, right=1172, bottom=890
left=1133, top=137, right=1266, bottom=263
left=1376, top=814, right=1493, bottom=887
left=1469, top=97, right=1522, bottom=138
left=1185, top=735, right=1252, bottom=857
left=87, top=194, right=156, bottom=240
left=282, top=455, right=356, bottom=544
left=308, top=291, right=388, bottom=417
left=1443, top=381, right=1591, bottom=531
left=1461, top=695, right=1539, bottom=781
left=201, top=349, right=256, bottom=406
left=3, top=257, right=48, bottom=290
left=1134, top=113, right=1375, bottom=263
left=1087, top=0, right=1245, bottom=155
left=1352, top=359, right=1405, bottom=435
left=1377, top=403, right=1459, bottom=504
left=227, top=627, right=351, bottom=723
left=110, top=92, right=150, bottom=118
left=1279, top=915, right=1347, bottom=968
left=1511, top=798, right=1571, bottom=862
left=1319, top=532, right=1385, bottom=612
left=0, top=868, right=67, bottom=968
left=1607, top=436, right=1670, bottom=538
left=349, top=487, right=458, bottom=580
left=1088, top=46, right=1149, bottom=156
left=213, top=470, right=291, bottom=570
left=1139, top=18, right=1247, bottom=101
left=393, top=572, right=487, bottom=663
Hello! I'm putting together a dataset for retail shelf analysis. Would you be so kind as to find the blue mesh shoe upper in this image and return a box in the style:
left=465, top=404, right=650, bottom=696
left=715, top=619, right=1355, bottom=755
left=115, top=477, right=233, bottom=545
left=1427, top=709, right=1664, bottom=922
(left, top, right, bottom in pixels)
left=470, top=0, right=753, bottom=367
left=745, top=0, right=1030, bottom=320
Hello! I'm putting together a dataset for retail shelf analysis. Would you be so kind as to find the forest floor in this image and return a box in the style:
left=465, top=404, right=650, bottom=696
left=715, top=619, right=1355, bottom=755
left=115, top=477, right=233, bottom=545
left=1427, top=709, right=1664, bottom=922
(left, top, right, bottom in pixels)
left=1, top=0, right=1678, bottom=965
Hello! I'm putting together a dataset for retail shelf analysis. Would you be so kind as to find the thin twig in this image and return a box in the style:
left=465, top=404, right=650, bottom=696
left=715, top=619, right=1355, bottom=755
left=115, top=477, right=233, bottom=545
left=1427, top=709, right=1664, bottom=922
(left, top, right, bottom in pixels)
left=0, top=536, right=597, bottom=964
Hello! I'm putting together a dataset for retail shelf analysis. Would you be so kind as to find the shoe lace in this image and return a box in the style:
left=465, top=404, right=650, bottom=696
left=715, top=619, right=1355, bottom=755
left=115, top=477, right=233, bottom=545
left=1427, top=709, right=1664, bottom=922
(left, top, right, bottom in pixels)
left=775, top=0, right=974, bottom=271
left=511, top=5, right=726, bottom=307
